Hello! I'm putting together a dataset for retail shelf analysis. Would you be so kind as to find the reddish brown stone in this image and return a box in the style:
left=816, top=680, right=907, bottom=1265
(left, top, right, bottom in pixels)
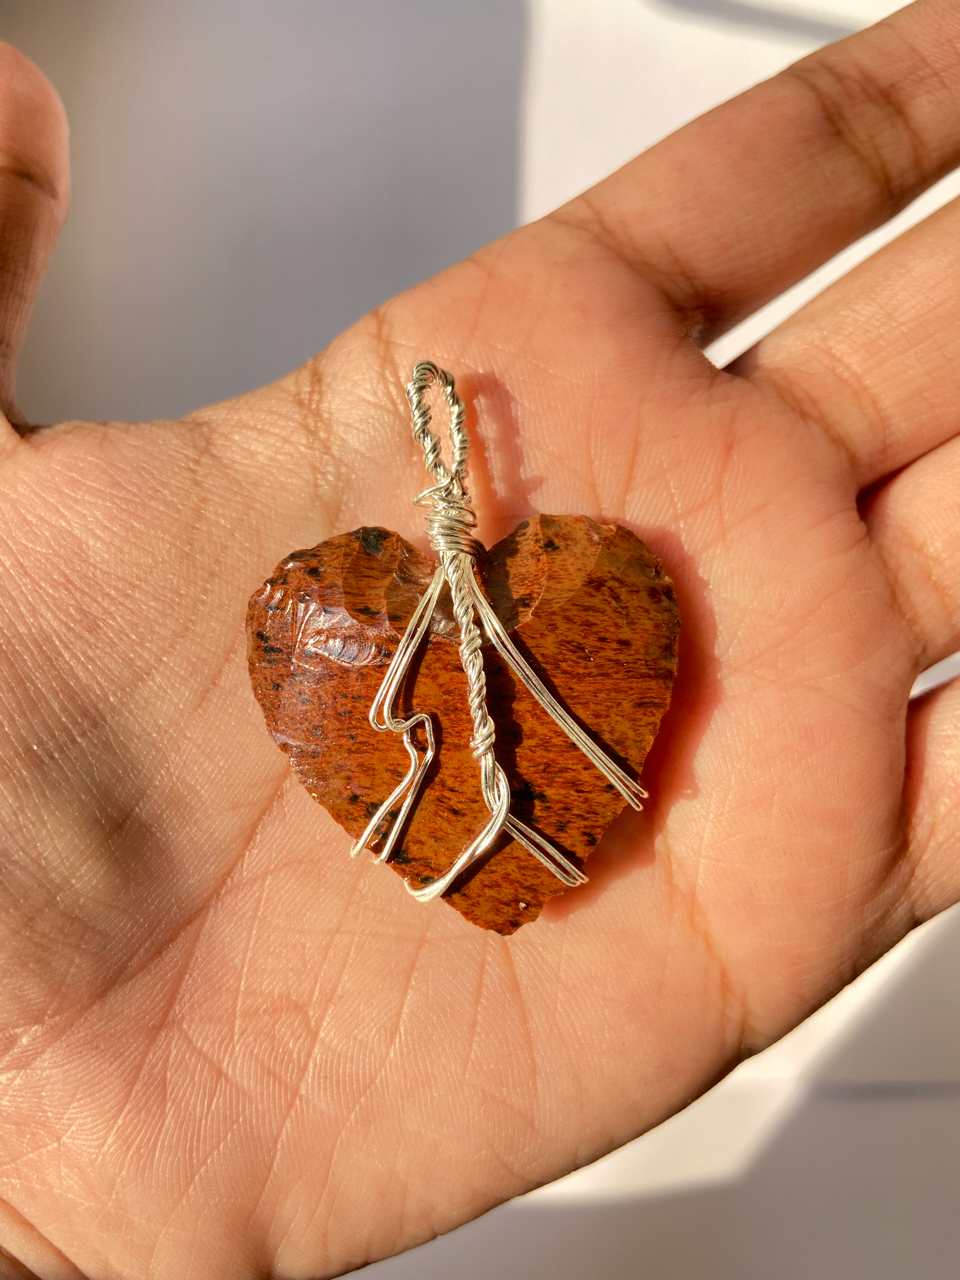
left=247, top=515, right=679, bottom=934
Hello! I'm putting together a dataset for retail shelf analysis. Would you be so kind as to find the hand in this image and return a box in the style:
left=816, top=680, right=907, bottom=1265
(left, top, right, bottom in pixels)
left=2, top=5, right=960, bottom=1276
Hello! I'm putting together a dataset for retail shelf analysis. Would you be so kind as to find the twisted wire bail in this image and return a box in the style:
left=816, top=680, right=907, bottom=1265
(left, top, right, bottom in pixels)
left=407, top=360, right=467, bottom=490
left=407, top=362, right=481, bottom=559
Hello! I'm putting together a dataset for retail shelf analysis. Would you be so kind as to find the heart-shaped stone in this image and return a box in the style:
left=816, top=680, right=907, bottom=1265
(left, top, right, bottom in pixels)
left=247, top=514, right=679, bottom=934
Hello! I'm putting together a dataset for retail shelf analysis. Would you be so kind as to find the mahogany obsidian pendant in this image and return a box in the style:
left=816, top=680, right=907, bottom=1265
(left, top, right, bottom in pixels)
left=247, top=513, right=679, bottom=934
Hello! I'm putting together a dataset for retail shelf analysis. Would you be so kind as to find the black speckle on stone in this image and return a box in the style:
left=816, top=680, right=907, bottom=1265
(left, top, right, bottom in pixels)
left=514, top=595, right=532, bottom=610
left=541, top=538, right=560, bottom=552
left=255, top=630, right=270, bottom=643
left=348, top=793, right=360, bottom=803
left=393, top=850, right=411, bottom=865
left=584, top=832, right=598, bottom=847
left=263, top=643, right=283, bottom=655
left=356, top=604, right=378, bottom=617
left=353, top=527, right=392, bottom=557
left=272, top=681, right=283, bottom=691
left=508, top=919, right=520, bottom=929
left=517, top=520, right=529, bottom=531
left=618, top=638, right=632, bottom=647
left=305, top=566, right=323, bottom=579
left=419, top=874, right=436, bottom=885
left=511, top=779, right=537, bottom=804
left=364, top=801, right=381, bottom=820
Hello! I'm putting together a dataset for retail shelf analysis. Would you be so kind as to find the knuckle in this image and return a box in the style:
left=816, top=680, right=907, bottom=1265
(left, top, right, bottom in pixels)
left=783, top=49, right=933, bottom=214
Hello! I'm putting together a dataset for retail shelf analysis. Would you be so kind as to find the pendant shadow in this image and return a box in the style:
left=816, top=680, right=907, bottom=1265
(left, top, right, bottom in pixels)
left=455, top=370, right=545, bottom=543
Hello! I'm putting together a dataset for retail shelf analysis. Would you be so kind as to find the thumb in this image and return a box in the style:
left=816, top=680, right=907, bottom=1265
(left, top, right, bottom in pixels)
left=0, top=42, right=69, bottom=433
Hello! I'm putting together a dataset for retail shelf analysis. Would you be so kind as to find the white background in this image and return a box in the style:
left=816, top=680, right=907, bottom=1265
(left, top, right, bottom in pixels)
left=3, top=2, right=960, bottom=1276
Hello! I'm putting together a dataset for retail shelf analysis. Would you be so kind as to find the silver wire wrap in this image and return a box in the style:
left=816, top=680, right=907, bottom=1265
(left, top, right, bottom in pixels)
left=349, top=361, right=647, bottom=901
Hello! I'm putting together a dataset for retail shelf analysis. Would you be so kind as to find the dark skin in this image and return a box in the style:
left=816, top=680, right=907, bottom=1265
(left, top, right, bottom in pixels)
left=1, top=3, right=960, bottom=1276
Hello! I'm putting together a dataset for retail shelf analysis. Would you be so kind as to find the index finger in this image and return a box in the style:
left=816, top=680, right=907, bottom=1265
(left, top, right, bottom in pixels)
left=551, top=0, right=960, bottom=344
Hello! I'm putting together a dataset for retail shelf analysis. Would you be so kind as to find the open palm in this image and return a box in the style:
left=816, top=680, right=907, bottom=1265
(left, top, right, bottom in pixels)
left=2, top=5, right=960, bottom=1277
